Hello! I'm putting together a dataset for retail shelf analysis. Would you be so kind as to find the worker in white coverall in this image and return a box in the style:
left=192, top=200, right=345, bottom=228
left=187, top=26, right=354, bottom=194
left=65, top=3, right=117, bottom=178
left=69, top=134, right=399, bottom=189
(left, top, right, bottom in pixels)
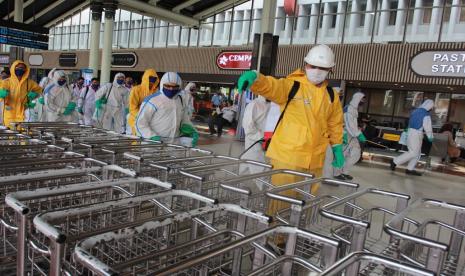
left=183, top=82, right=196, bottom=119
left=35, top=68, right=56, bottom=122
left=78, top=78, right=99, bottom=126
left=239, top=96, right=271, bottom=189
left=94, top=73, right=129, bottom=132
left=44, top=70, right=78, bottom=122
left=135, top=72, right=199, bottom=147
left=391, top=99, right=434, bottom=176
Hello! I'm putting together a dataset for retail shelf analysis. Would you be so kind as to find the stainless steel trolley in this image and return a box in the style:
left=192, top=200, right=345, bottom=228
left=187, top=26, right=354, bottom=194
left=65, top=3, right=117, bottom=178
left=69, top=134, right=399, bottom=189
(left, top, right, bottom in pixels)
left=384, top=198, right=465, bottom=275
left=31, top=189, right=216, bottom=276
left=73, top=203, right=273, bottom=276
left=320, top=251, right=435, bottom=276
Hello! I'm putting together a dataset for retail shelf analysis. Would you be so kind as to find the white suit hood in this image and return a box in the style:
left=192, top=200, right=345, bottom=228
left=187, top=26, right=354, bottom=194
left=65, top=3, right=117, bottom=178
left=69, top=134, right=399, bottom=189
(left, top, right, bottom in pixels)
left=113, top=72, right=126, bottom=87
left=349, top=92, right=365, bottom=108
left=184, top=82, right=196, bottom=93
left=160, top=72, right=182, bottom=88
left=52, top=70, right=68, bottom=85
left=420, top=99, right=434, bottom=111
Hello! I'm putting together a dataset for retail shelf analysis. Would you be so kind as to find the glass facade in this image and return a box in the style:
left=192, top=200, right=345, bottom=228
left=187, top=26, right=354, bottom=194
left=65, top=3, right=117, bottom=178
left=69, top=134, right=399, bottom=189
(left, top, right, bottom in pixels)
left=3, top=0, right=462, bottom=52
left=344, top=88, right=464, bottom=129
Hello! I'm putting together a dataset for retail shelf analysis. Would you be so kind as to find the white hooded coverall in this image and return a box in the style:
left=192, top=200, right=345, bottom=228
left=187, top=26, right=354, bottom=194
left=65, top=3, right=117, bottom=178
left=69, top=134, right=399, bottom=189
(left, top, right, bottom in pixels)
left=135, top=72, right=192, bottom=141
left=44, top=70, right=78, bottom=122
left=36, top=68, right=56, bottom=122
left=182, top=82, right=196, bottom=119
left=323, top=92, right=364, bottom=177
left=95, top=73, right=129, bottom=132
left=393, top=99, right=434, bottom=171
left=78, top=85, right=98, bottom=126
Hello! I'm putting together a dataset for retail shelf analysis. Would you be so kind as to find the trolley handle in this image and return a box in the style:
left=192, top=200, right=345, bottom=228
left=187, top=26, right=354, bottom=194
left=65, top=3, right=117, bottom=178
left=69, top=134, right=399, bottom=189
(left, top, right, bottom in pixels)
left=266, top=191, right=305, bottom=206
left=28, top=240, right=51, bottom=256
left=220, top=169, right=314, bottom=186
left=248, top=255, right=323, bottom=275
left=319, top=252, right=435, bottom=276
left=219, top=183, right=251, bottom=195
left=0, top=217, right=18, bottom=231
left=320, top=188, right=410, bottom=227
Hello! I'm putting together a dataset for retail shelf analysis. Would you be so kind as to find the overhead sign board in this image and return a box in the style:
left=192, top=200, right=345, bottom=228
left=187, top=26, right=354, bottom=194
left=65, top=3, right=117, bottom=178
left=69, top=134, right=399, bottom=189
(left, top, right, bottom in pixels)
left=111, top=52, right=137, bottom=68
left=28, top=54, right=43, bottom=66
left=59, top=53, right=78, bottom=67
left=216, top=51, right=252, bottom=70
left=0, top=25, right=48, bottom=50
left=411, top=51, right=465, bottom=78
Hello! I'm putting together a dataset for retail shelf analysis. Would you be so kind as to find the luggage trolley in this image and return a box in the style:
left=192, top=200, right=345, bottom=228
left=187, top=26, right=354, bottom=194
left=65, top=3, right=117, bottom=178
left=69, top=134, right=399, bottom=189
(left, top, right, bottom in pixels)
left=319, top=188, right=412, bottom=274
left=320, top=251, right=435, bottom=276
left=0, top=144, right=66, bottom=161
left=0, top=165, right=138, bottom=273
left=384, top=198, right=465, bottom=275
left=0, top=133, right=43, bottom=145
left=73, top=203, right=273, bottom=276
left=32, top=189, right=216, bottom=276
left=142, top=225, right=340, bottom=276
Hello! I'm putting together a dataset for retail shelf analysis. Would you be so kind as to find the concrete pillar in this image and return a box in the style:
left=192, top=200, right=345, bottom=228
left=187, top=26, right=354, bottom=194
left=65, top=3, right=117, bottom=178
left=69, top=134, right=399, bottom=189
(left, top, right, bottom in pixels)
left=348, top=0, right=360, bottom=37
left=241, top=10, right=251, bottom=43
left=214, top=12, right=225, bottom=42
left=363, top=0, right=374, bottom=37
left=89, top=1, right=103, bottom=78
left=395, top=0, right=407, bottom=36
left=335, top=0, right=346, bottom=40
left=295, top=5, right=306, bottom=41
left=411, top=0, right=424, bottom=37
left=257, top=0, right=277, bottom=70
left=309, top=3, right=319, bottom=39
left=284, top=15, right=294, bottom=41
left=447, top=0, right=460, bottom=37
left=429, top=0, right=442, bottom=39
left=378, top=0, right=390, bottom=37
left=100, top=1, right=116, bottom=84
left=320, top=2, right=332, bottom=39
left=14, top=0, right=23, bottom=22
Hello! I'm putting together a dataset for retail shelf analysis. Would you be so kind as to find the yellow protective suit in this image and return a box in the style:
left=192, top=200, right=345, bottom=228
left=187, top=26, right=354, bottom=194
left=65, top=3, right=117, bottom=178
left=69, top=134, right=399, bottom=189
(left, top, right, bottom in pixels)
left=128, top=69, right=159, bottom=134
left=250, top=69, right=343, bottom=221
left=0, top=60, right=42, bottom=127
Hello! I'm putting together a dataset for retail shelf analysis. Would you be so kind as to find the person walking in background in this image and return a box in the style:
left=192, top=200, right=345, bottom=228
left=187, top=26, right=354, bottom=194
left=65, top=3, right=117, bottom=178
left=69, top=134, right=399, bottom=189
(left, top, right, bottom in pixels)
left=391, top=99, right=434, bottom=176
left=44, top=70, right=78, bottom=122
left=78, top=77, right=99, bottom=126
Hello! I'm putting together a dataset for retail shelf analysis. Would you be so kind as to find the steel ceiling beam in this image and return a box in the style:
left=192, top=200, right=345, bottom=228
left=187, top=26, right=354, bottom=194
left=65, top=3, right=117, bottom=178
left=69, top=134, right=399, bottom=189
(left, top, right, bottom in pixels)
left=172, top=0, right=201, bottom=13
left=193, top=0, right=249, bottom=20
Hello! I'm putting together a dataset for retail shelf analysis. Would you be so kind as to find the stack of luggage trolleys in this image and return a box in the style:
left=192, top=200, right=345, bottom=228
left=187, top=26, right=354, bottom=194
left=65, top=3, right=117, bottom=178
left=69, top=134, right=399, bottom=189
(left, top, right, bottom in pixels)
left=0, top=122, right=463, bottom=276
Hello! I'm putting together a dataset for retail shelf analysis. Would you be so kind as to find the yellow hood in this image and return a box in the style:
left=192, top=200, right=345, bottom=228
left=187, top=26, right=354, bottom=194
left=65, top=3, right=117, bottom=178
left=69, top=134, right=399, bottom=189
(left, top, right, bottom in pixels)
left=9, top=60, right=30, bottom=85
left=141, top=68, right=159, bottom=94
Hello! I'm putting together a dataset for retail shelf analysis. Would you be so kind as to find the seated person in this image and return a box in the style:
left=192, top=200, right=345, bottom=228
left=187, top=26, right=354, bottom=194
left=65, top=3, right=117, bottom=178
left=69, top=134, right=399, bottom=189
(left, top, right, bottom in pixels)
left=440, top=123, right=462, bottom=162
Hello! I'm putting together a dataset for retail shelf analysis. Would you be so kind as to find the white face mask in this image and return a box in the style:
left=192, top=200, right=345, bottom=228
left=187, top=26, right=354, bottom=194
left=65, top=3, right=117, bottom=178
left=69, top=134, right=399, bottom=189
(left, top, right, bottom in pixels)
left=305, top=68, right=329, bottom=85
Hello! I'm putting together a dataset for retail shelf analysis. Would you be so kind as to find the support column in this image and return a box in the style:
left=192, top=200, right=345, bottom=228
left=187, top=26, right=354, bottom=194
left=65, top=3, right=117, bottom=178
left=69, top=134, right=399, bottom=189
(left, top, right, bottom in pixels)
left=348, top=0, right=360, bottom=37
left=411, top=0, right=424, bottom=37
left=378, top=0, right=390, bottom=37
left=100, top=0, right=116, bottom=84
left=295, top=5, right=306, bottom=41
left=309, top=3, right=319, bottom=40
left=89, top=1, right=103, bottom=78
left=447, top=0, right=459, bottom=37
left=14, top=0, right=23, bottom=22
left=320, top=2, right=332, bottom=39
left=363, top=0, right=374, bottom=37
left=335, top=1, right=346, bottom=40
left=395, top=0, right=407, bottom=37
left=429, top=0, right=442, bottom=39
left=257, top=0, right=277, bottom=71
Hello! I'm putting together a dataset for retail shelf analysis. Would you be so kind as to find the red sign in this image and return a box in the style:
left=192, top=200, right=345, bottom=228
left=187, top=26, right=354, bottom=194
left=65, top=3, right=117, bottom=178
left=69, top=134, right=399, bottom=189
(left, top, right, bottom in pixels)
left=216, top=51, right=252, bottom=70
left=284, top=0, right=299, bottom=16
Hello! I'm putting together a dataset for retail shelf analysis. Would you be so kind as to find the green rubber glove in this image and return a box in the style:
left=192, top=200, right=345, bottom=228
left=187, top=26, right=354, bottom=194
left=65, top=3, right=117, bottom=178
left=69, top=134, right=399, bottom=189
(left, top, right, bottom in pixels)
left=150, top=136, right=161, bottom=142
left=428, top=137, right=434, bottom=143
left=179, top=123, right=199, bottom=147
left=237, top=70, right=257, bottom=93
left=78, top=107, right=84, bottom=115
left=26, top=101, right=36, bottom=108
left=331, top=144, right=345, bottom=169
left=343, top=132, right=348, bottom=145
left=0, top=89, right=9, bottom=99
left=358, top=133, right=367, bottom=143
left=125, top=107, right=129, bottom=115
left=63, top=102, right=76, bottom=115
left=101, top=98, right=108, bottom=104
left=38, top=97, right=45, bottom=105
left=95, top=98, right=105, bottom=109
left=27, top=91, right=39, bottom=100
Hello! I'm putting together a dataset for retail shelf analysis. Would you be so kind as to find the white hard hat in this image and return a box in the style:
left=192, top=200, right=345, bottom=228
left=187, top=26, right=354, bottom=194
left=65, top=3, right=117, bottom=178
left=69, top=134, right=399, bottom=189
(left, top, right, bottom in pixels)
left=304, top=44, right=335, bottom=68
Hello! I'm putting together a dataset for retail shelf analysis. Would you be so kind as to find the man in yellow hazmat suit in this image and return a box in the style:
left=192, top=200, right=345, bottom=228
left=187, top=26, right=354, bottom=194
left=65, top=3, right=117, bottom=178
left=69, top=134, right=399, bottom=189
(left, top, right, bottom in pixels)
left=0, top=60, right=42, bottom=127
left=127, top=68, right=160, bottom=135
left=237, top=44, right=344, bottom=225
